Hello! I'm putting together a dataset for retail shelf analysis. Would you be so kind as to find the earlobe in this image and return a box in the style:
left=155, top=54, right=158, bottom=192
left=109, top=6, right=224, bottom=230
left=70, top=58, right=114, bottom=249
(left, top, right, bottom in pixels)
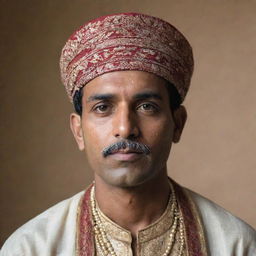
left=70, top=113, right=85, bottom=151
left=172, top=105, right=187, bottom=143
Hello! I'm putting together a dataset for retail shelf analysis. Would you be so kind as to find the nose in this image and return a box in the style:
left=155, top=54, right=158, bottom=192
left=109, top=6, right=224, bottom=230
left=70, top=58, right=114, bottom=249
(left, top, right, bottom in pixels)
left=113, top=105, right=140, bottom=139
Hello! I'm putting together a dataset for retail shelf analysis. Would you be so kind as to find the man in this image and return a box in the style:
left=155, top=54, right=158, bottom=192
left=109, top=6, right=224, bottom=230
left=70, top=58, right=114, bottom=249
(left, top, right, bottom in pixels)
left=1, top=12, right=255, bottom=256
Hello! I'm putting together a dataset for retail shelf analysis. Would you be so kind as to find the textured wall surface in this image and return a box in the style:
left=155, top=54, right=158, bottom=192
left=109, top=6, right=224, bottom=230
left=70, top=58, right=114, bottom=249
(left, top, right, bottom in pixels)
left=1, top=0, right=256, bottom=246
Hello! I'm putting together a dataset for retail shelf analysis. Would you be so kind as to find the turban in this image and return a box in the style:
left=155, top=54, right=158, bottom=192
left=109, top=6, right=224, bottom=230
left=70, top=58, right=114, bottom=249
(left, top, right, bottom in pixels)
left=60, top=13, right=194, bottom=103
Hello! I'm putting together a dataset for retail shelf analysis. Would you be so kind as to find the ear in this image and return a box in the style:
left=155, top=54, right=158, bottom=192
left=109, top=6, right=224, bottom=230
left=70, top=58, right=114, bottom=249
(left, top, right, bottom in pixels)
left=172, top=105, right=187, bottom=143
left=70, top=113, right=85, bottom=151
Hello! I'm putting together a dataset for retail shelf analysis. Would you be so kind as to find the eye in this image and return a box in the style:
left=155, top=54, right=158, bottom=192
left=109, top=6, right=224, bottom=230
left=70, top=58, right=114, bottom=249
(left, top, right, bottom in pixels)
left=137, top=103, right=158, bottom=113
left=93, top=103, right=111, bottom=114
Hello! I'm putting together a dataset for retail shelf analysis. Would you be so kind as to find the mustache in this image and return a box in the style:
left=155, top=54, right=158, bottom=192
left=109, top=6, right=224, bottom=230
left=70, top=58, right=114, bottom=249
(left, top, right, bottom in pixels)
left=102, top=139, right=151, bottom=157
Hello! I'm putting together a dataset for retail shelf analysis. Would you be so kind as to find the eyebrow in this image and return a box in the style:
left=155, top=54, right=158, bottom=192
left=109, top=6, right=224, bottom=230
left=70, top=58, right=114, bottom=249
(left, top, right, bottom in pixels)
left=86, top=93, right=115, bottom=103
left=133, top=92, right=163, bottom=101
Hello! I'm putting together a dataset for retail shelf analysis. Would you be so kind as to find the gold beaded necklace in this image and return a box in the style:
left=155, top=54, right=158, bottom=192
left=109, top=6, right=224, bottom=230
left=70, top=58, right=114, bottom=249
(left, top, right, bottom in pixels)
left=90, top=183, right=185, bottom=256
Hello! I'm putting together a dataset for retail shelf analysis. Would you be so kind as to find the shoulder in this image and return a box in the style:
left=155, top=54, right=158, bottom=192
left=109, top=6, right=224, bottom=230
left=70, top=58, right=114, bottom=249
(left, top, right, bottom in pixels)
left=184, top=187, right=256, bottom=255
left=0, top=191, right=84, bottom=256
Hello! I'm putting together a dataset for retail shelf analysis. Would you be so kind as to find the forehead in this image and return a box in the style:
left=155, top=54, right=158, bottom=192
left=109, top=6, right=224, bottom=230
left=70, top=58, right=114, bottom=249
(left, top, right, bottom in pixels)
left=82, top=70, right=169, bottom=97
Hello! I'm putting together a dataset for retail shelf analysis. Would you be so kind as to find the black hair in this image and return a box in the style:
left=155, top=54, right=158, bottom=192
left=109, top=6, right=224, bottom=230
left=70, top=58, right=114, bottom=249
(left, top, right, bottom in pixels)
left=165, top=82, right=181, bottom=111
left=73, top=82, right=181, bottom=116
left=73, top=88, right=83, bottom=115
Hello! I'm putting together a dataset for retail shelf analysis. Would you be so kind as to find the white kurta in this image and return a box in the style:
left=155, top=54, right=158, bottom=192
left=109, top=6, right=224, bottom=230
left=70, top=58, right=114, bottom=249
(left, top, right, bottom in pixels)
left=1, top=188, right=255, bottom=256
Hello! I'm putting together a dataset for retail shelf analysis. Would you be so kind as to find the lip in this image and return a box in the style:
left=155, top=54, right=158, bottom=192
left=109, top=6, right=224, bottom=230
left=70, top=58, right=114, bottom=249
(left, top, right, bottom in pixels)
left=109, top=152, right=143, bottom=161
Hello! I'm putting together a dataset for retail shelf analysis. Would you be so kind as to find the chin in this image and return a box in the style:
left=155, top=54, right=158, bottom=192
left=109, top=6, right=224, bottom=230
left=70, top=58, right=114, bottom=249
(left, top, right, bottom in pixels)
left=99, top=167, right=156, bottom=188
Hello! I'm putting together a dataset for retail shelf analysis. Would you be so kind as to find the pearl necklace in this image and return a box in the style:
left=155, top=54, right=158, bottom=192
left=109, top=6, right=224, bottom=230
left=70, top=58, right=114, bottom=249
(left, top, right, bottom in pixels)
left=90, top=183, right=185, bottom=256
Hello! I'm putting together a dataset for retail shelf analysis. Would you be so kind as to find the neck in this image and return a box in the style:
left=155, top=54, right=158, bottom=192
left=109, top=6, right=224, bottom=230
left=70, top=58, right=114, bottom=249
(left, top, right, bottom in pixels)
left=94, top=171, right=170, bottom=237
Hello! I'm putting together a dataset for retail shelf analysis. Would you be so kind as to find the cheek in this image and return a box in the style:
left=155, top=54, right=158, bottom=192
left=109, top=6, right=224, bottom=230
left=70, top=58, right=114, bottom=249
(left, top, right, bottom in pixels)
left=143, top=117, right=174, bottom=146
left=83, top=118, right=113, bottom=153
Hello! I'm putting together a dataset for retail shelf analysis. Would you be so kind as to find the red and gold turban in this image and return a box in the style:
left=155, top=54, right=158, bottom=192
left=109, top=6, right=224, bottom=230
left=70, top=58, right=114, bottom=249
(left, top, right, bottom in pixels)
left=60, top=13, right=194, bottom=103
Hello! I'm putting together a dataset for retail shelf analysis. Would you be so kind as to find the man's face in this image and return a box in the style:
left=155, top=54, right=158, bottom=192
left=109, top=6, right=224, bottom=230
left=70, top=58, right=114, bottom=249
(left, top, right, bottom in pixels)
left=71, top=71, right=180, bottom=188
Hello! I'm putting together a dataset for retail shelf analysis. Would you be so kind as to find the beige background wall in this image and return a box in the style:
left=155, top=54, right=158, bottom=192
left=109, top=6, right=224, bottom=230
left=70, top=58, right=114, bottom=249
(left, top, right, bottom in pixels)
left=1, top=0, right=255, bottom=246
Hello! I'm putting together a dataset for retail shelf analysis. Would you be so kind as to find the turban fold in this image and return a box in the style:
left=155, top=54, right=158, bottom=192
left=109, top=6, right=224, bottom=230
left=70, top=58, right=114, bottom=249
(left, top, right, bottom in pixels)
left=60, top=13, right=194, bottom=103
